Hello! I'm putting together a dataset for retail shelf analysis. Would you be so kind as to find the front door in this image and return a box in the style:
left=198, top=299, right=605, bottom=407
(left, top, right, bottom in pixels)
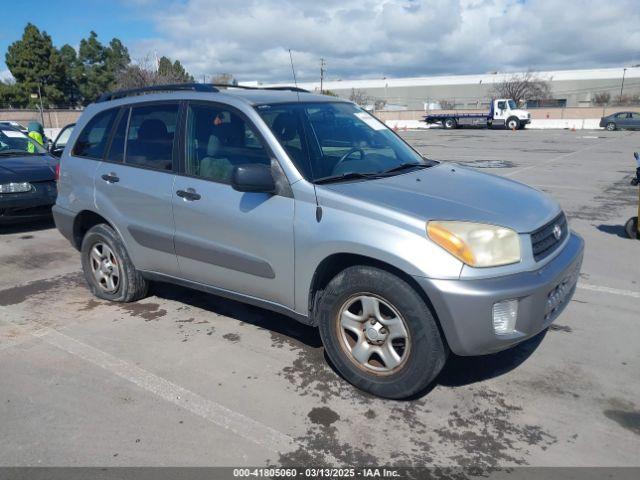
left=172, top=102, right=295, bottom=308
left=493, top=100, right=509, bottom=124
left=94, top=103, right=180, bottom=276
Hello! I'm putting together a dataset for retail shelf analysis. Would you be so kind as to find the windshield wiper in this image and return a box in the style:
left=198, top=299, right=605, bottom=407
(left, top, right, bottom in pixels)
left=314, top=171, right=382, bottom=184
left=378, top=162, right=432, bottom=175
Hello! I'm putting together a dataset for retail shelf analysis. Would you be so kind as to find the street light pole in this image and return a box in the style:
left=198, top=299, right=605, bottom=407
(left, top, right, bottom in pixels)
left=37, top=84, right=45, bottom=128
left=320, top=58, right=325, bottom=94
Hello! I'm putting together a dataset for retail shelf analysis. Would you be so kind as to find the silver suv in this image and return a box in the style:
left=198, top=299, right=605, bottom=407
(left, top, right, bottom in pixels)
left=53, top=84, right=583, bottom=399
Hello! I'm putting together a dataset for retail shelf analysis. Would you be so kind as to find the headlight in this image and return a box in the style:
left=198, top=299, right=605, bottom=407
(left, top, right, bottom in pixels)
left=427, top=221, right=521, bottom=267
left=0, top=182, right=32, bottom=194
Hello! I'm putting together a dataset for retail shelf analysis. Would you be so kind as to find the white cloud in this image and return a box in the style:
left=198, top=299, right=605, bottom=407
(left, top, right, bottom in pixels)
left=129, top=0, right=640, bottom=82
left=0, top=69, right=14, bottom=82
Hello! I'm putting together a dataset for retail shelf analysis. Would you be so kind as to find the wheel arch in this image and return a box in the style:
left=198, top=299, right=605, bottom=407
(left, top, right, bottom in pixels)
left=307, top=253, right=445, bottom=339
left=72, top=210, right=115, bottom=250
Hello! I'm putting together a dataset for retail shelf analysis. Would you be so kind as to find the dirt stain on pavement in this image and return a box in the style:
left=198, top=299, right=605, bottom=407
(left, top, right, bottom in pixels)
left=548, top=324, right=572, bottom=333
left=0, top=272, right=83, bottom=306
left=308, top=406, right=340, bottom=427
left=223, top=333, right=241, bottom=343
left=119, top=302, right=167, bottom=321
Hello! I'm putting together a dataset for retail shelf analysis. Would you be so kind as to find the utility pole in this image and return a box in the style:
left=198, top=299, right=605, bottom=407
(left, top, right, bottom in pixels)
left=320, top=58, right=326, bottom=94
left=620, top=68, right=627, bottom=100
left=37, top=84, right=45, bottom=128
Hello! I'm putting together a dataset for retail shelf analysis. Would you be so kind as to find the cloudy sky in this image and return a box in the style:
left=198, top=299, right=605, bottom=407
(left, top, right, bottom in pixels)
left=1, top=0, right=639, bottom=83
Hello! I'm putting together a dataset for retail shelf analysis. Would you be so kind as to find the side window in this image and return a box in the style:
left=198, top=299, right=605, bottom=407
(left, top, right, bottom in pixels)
left=185, top=103, right=271, bottom=183
left=497, top=101, right=506, bottom=110
left=615, top=112, right=628, bottom=119
left=125, top=103, right=178, bottom=171
left=72, top=108, right=118, bottom=158
left=631, top=112, right=640, bottom=119
left=106, top=108, right=129, bottom=163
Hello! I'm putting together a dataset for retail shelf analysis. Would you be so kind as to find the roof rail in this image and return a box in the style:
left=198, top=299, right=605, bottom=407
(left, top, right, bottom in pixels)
left=210, top=84, right=310, bottom=93
left=95, top=83, right=219, bottom=103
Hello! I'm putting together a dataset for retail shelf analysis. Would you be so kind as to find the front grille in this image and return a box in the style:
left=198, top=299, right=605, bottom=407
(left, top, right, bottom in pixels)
left=531, top=212, right=568, bottom=262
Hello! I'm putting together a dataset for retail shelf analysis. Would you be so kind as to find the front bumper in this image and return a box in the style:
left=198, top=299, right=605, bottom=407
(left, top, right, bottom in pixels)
left=521, top=118, right=531, bottom=124
left=414, top=232, right=584, bottom=356
left=0, top=181, right=57, bottom=223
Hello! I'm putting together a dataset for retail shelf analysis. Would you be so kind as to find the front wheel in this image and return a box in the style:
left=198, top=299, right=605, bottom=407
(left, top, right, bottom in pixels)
left=606, top=122, right=617, bottom=131
left=506, top=117, right=520, bottom=130
left=317, top=266, right=448, bottom=399
left=624, top=217, right=639, bottom=239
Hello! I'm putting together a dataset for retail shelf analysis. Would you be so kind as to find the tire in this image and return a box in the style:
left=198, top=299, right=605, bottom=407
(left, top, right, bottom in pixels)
left=606, top=122, right=617, bottom=131
left=443, top=118, right=457, bottom=129
left=80, top=223, right=149, bottom=302
left=506, top=117, right=520, bottom=130
left=317, top=265, right=448, bottom=399
left=624, top=217, right=639, bottom=239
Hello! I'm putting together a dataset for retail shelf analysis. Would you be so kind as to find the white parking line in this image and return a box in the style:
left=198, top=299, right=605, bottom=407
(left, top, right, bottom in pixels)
left=0, top=312, right=296, bottom=454
left=503, top=134, right=624, bottom=178
left=577, top=282, right=640, bottom=299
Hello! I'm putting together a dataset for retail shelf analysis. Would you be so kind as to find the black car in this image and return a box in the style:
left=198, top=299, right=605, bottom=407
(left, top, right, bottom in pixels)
left=0, top=125, right=58, bottom=223
left=599, top=111, right=640, bottom=131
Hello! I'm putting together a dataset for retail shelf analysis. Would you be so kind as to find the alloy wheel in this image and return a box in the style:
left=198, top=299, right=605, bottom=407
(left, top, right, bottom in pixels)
left=89, top=242, right=121, bottom=293
left=336, top=294, right=411, bottom=375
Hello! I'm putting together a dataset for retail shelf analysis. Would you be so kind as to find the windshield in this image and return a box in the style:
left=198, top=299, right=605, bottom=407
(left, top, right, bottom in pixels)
left=508, top=99, right=517, bottom=110
left=256, top=102, right=429, bottom=182
left=0, top=127, right=47, bottom=155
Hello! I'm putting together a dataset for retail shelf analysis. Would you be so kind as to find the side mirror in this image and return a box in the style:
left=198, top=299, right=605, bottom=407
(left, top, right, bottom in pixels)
left=231, top=164, right=276, bottom=194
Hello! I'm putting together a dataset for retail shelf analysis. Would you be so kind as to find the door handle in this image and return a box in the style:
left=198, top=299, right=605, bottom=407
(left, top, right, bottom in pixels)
left=176, top=188, right=201, bottom=201
left=101, top=173, right=119, bottom=183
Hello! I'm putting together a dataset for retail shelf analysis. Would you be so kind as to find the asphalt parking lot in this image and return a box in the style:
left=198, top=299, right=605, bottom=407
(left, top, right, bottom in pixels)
left=0, top=128, right=638, bottom=469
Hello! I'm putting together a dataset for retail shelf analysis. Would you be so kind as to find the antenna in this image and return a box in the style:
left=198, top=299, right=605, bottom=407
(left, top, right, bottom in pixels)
left=288, top=49, right=300, bottom=102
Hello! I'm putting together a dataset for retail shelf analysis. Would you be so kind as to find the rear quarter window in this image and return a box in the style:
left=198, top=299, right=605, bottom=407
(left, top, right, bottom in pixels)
left=72, top=108, right=118, bottom=159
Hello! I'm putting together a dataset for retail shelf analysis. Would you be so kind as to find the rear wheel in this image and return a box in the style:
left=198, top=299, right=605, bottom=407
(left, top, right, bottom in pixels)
left=624, top=217, right=639, bottom=239
left=81, top=224, right=149, bottom=302
left=443, top=118, right=457, bottom=129
left=317, top=266, right=448, bottom=399
left=606, top=122, right=617, bottom=131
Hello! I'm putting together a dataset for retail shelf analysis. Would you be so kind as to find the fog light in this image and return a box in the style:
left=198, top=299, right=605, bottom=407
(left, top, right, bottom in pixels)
left=492, top=299, right=518, bottom=335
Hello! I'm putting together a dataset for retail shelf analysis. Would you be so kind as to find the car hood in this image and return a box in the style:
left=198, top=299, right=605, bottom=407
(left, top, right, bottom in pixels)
left=0, top=154, right=57, bottom=183
left=322, top=163, right=561, bottom=233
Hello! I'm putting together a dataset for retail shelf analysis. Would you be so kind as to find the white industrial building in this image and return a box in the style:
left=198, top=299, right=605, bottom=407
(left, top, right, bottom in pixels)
left=258, top=67, right=640, bottom=110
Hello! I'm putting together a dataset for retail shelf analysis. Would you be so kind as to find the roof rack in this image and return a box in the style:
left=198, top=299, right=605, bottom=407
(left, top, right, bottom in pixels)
left=95, top=83, right=219, bottom=103
left=95, top=82, right=310, bottom=103
left=211, top=84, right=310, bottom=93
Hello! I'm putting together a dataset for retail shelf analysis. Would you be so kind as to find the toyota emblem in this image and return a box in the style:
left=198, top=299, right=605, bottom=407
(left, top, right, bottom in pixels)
left=553, top=224, right=562, bottom=240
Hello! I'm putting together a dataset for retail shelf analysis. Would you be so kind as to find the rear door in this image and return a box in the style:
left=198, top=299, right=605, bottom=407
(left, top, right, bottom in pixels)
left=94, top=102, right=180, bottom=276
left=172, top=101, right=295, bottom=308
left=629, top=112, right=640, bottom=129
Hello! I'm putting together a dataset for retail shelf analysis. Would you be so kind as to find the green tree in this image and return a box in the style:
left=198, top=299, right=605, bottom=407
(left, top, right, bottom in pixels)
left=5, top=23, right=65, bottom=107
left=76, top=31, right=131, bottom=104
left=58, top=44, right=79, bottom=106
left=157, top=56, right=193, bottom=83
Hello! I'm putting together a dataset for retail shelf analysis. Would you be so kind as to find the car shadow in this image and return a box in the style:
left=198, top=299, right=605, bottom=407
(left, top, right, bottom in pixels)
left=436, top=329, right=547, bottom=387
left=149, top=281, right=323, bottom=348
left=596, top=224, right=628, bottom=238
left=0, top=217, right=55, bottom=235
left=150, top=280, right=546, bottom=398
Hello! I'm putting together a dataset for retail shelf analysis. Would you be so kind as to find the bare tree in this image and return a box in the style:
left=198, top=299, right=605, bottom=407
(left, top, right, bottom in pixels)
left=115, top=55, right=193, bottom=90
left=438, top=99, right=455, bottom=110
left=211, top=73, right=237, bottom=86
left=491, top=71, right=551, bottom=104
left=592, top=91, right=611, bottom=106
left=349, top=88, right=372, bottom=106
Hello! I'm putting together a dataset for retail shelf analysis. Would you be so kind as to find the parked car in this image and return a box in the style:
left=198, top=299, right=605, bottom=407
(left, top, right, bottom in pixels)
left=53, top=84, right=583, bottom=399
left=0, top=125, right=58, bottom=223
left=599, top=111, right=640, bottom=131
left=49, top=123, right=75, bottom=158
left=0, top=121, right=28, bottom=134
